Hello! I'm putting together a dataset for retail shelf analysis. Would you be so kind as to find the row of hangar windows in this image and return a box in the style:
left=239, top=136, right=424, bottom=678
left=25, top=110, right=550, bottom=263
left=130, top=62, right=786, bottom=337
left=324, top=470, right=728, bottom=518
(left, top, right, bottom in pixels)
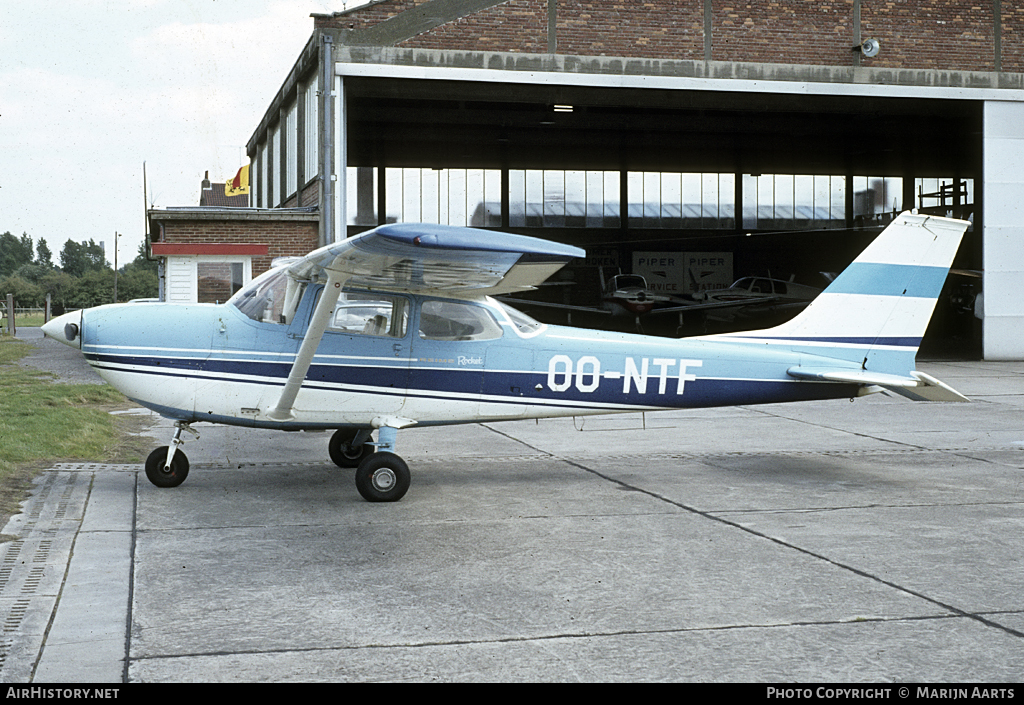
left=247, top=81, right=973, bottom=233
left=337, top=167, right=972, bottom=232
left=247, top=73, right=973, bottom=234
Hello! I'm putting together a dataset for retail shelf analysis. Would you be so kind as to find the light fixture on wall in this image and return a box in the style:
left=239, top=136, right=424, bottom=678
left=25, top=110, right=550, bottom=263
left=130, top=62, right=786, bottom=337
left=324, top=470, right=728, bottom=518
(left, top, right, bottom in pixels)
left=553, top=104, right=574, bottom=112
left=854, top=38, right=881, bottom=58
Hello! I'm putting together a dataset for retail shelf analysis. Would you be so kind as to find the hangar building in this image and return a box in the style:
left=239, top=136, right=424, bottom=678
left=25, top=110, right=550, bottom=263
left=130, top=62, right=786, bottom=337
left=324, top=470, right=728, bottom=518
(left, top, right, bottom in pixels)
left=156, top=0, right=1024, bottom=359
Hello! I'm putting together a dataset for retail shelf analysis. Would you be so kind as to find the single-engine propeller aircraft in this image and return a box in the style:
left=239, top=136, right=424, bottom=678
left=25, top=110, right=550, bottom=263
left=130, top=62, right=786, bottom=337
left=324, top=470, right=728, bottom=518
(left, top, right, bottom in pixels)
left=505, top=267, right=823, bottom=332
left=500, top=271, right=680, bottom=331
left=643, top=273, right=825, bottom=330
left=44, top=211, right=969, bottom=502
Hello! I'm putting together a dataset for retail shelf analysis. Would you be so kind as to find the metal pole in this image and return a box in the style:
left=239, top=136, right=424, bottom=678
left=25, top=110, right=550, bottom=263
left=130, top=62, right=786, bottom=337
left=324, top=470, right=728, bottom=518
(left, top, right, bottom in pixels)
left=320, top=33, right=335, bottom=248
left=113, top=231, right=119, bottom=303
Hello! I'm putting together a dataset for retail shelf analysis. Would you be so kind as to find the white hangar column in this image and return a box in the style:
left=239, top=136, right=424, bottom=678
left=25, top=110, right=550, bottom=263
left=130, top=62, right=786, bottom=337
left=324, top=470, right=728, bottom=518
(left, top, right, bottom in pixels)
left=334, top=72, right=346, bottom=245
left=319, top=33, right=347, bottom=247
left=983, top=101, right=1024, bottom=360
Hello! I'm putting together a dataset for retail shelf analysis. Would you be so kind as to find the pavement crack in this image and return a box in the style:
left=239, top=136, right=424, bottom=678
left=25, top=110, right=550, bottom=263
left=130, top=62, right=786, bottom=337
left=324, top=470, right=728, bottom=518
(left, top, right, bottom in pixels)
left=544, top=451, right=1024, bottom=643
left=128, top=610, right=1009, bottom=665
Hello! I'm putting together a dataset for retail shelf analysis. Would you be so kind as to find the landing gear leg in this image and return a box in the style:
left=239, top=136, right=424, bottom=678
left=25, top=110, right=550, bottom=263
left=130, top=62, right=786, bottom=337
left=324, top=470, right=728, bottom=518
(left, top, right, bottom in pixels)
left=355, top=425, right=410, bottom=502
left=145, top=421, right=198, bottom=488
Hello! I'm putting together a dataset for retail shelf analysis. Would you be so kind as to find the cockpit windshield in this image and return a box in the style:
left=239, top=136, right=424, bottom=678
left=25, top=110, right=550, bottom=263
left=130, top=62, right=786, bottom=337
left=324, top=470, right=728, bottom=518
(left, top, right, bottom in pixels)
left=493, top=299, right=546, bottom=337
left=610, top=275, right=647, bottom=291
left=227, top=268, right=307, bottom=325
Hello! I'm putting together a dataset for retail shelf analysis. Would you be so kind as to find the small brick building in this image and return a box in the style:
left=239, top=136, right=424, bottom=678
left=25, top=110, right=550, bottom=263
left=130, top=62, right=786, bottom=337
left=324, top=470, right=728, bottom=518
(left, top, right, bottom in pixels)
left=148, top=172, right=318, bottom=303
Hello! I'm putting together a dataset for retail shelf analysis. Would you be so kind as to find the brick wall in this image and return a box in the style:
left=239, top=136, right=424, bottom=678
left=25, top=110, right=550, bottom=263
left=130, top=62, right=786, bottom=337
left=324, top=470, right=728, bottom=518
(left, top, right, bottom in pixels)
left=399, top=0, right=548, bottom=53
left=156, top=219, right=319, bottom=277
left=299, top=180, right=321, bottom=207
left=1001, top=3, right=1024, bottom=73
left=557, top=1, right=704, bottom=59
left=713, top=1, right=855, bottom=66
left=323, top=0, right=1008, bottom=72
left=860, top=1, right=996, bottom=72
left=316, top=0, right=435, bottom=31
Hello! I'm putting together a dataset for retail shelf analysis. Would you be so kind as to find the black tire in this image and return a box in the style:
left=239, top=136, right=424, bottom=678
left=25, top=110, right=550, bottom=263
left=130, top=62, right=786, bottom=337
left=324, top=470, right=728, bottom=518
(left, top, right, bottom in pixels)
left=355, top=452, right=410, bottom=502
left=145, top=446, right=190, bottom=488
left=329, top=429, right=375, bottom=468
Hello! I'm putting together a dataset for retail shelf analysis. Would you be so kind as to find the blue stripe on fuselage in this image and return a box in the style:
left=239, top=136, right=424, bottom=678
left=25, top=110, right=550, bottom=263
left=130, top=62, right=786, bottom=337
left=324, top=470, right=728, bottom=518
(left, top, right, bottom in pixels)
left=84, top=348, right=858, bottom=415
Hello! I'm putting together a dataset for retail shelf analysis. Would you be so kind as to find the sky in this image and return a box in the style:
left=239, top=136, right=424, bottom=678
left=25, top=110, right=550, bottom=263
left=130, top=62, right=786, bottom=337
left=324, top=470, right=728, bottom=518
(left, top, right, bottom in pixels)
left=1, top=0, right=370, bottom=269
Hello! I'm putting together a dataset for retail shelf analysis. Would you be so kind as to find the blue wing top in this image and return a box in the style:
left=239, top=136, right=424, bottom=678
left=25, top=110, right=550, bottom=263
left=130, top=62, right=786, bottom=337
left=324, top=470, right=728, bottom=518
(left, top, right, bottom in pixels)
left=286, top=223, right=585, bottom=296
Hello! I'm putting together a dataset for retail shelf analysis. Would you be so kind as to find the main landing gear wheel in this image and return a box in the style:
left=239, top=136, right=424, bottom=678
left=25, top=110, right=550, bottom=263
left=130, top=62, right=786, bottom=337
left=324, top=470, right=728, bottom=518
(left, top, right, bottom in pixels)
left=328, top=429, right=375, bottom=468
left=145, top=446, right=190, bottom=488
left=355, top=452, right=410, bottom=502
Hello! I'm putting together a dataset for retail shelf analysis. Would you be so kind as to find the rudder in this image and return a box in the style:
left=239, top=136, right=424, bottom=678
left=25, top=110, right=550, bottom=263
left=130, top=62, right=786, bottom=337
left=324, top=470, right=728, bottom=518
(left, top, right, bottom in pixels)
left=714, top=211, right=970, bottom=376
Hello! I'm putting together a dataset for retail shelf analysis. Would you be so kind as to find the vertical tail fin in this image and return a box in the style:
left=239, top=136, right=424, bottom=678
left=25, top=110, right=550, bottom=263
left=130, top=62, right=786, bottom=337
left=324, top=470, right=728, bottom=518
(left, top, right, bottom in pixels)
left=716, top=212, right=970, bottom=377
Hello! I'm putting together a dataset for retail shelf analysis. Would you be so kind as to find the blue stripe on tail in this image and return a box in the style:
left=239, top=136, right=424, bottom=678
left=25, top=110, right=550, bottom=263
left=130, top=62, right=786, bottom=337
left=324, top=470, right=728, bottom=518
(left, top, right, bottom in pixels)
left=825, top=263, right=951, bottom=298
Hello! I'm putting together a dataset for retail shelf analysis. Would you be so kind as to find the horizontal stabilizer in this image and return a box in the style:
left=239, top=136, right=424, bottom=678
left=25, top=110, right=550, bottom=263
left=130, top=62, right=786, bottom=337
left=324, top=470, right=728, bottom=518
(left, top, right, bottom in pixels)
left=787, top=367, right=969, bottom=402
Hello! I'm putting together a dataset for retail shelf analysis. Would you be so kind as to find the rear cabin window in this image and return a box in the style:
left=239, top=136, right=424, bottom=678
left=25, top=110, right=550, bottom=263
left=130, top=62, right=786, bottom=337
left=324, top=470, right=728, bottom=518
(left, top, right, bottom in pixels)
left=418, top=300, right=503, bottom=341
left=329, top=293, right=409, bottom=338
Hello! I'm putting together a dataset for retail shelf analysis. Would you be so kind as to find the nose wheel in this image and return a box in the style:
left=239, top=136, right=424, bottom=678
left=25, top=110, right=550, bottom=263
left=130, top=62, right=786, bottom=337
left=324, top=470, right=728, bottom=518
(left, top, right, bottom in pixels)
left=144, top=421, right=197, bottom=488
left=145, top=446, right=190, bottom=488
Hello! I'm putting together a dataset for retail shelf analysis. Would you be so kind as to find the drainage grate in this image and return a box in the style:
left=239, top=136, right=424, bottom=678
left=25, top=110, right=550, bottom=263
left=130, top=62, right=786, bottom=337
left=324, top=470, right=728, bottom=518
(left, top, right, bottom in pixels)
left=20, top=568, right=44, bottom=595
left=0, top=469, right=99, bottom=681
left=3, top=600, right=30, bottom=633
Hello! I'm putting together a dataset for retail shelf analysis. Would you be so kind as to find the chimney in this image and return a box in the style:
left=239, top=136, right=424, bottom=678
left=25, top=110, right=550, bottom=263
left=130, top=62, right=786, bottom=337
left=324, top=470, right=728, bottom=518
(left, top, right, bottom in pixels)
left=200, top=170, right=213, bottom=206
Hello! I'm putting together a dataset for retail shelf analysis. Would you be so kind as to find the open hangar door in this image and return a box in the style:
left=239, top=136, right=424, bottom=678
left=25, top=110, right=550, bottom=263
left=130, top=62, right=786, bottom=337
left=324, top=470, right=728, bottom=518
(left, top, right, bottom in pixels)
left=343, top=78, right=982, bottom=359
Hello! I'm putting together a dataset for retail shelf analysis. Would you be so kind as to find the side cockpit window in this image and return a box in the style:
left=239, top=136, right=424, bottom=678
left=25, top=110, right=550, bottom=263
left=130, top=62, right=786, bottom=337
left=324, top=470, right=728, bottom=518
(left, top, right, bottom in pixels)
left=418, top=300, right=503, bottom=341
left=329, top=293, right=409, bottom=338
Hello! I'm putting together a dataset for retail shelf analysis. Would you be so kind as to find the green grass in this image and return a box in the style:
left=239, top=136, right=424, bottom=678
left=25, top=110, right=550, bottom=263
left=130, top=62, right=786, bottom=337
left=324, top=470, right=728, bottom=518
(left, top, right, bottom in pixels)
left=0, top=337, right=149, bottom=527
left=4, top=313, right=47, bottom=328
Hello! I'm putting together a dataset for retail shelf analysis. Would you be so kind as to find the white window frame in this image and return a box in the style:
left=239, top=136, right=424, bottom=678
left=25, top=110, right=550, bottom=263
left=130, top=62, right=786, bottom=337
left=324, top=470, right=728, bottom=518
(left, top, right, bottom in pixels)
left=164, top=255, right=253, bottom=304
left=286, top=101, right=298, bottom=198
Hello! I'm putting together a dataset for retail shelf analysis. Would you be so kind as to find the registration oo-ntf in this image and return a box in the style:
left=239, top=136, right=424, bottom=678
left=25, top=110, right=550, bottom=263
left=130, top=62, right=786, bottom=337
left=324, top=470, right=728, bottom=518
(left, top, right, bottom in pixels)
left=44, top=212, right=970, bottom=502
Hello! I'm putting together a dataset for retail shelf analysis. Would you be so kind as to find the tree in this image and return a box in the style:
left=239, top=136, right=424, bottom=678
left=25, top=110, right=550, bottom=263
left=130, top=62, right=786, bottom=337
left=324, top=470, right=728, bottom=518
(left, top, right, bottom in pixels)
left=0, top=231, right=34, bottom=277
left=115, top=267, right=158, bottom=301
left=111, top=242, right=159, bottom=301
left=0, top=274, right=44, bottom=308
left=66, top=268, right=114, bottom=309
left=13, top=262, right=50, bottom=284
left=38, top=270, right=78, bottom=315
left=36, top=238, right=54, bottom=269
left=60, top=239, right=108, bottom=277
left=129, top=241, right=158, bottom=275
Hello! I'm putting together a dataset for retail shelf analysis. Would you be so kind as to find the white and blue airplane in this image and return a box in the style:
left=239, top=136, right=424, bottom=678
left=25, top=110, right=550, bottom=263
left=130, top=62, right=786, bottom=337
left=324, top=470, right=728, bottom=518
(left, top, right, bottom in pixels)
left=43, top=211, right=969, bottom=502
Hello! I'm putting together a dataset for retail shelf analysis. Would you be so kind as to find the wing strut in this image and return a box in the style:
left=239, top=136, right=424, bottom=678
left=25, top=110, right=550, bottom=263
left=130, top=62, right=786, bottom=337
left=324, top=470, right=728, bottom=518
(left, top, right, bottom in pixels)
left=267, top=267, right=349, bottom=421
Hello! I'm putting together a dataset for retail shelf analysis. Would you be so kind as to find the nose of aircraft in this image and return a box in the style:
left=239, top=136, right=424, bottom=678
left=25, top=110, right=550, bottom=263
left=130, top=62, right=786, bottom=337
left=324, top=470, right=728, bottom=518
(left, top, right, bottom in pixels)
left=41, top=310, right=83, bottom=350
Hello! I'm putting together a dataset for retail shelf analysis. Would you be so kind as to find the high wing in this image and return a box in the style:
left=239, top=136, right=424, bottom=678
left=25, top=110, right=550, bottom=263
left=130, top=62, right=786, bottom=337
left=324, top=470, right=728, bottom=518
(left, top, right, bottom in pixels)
left=269, top=223, right=584, bottom=421
left=285, top=223, right=584, bottom=296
